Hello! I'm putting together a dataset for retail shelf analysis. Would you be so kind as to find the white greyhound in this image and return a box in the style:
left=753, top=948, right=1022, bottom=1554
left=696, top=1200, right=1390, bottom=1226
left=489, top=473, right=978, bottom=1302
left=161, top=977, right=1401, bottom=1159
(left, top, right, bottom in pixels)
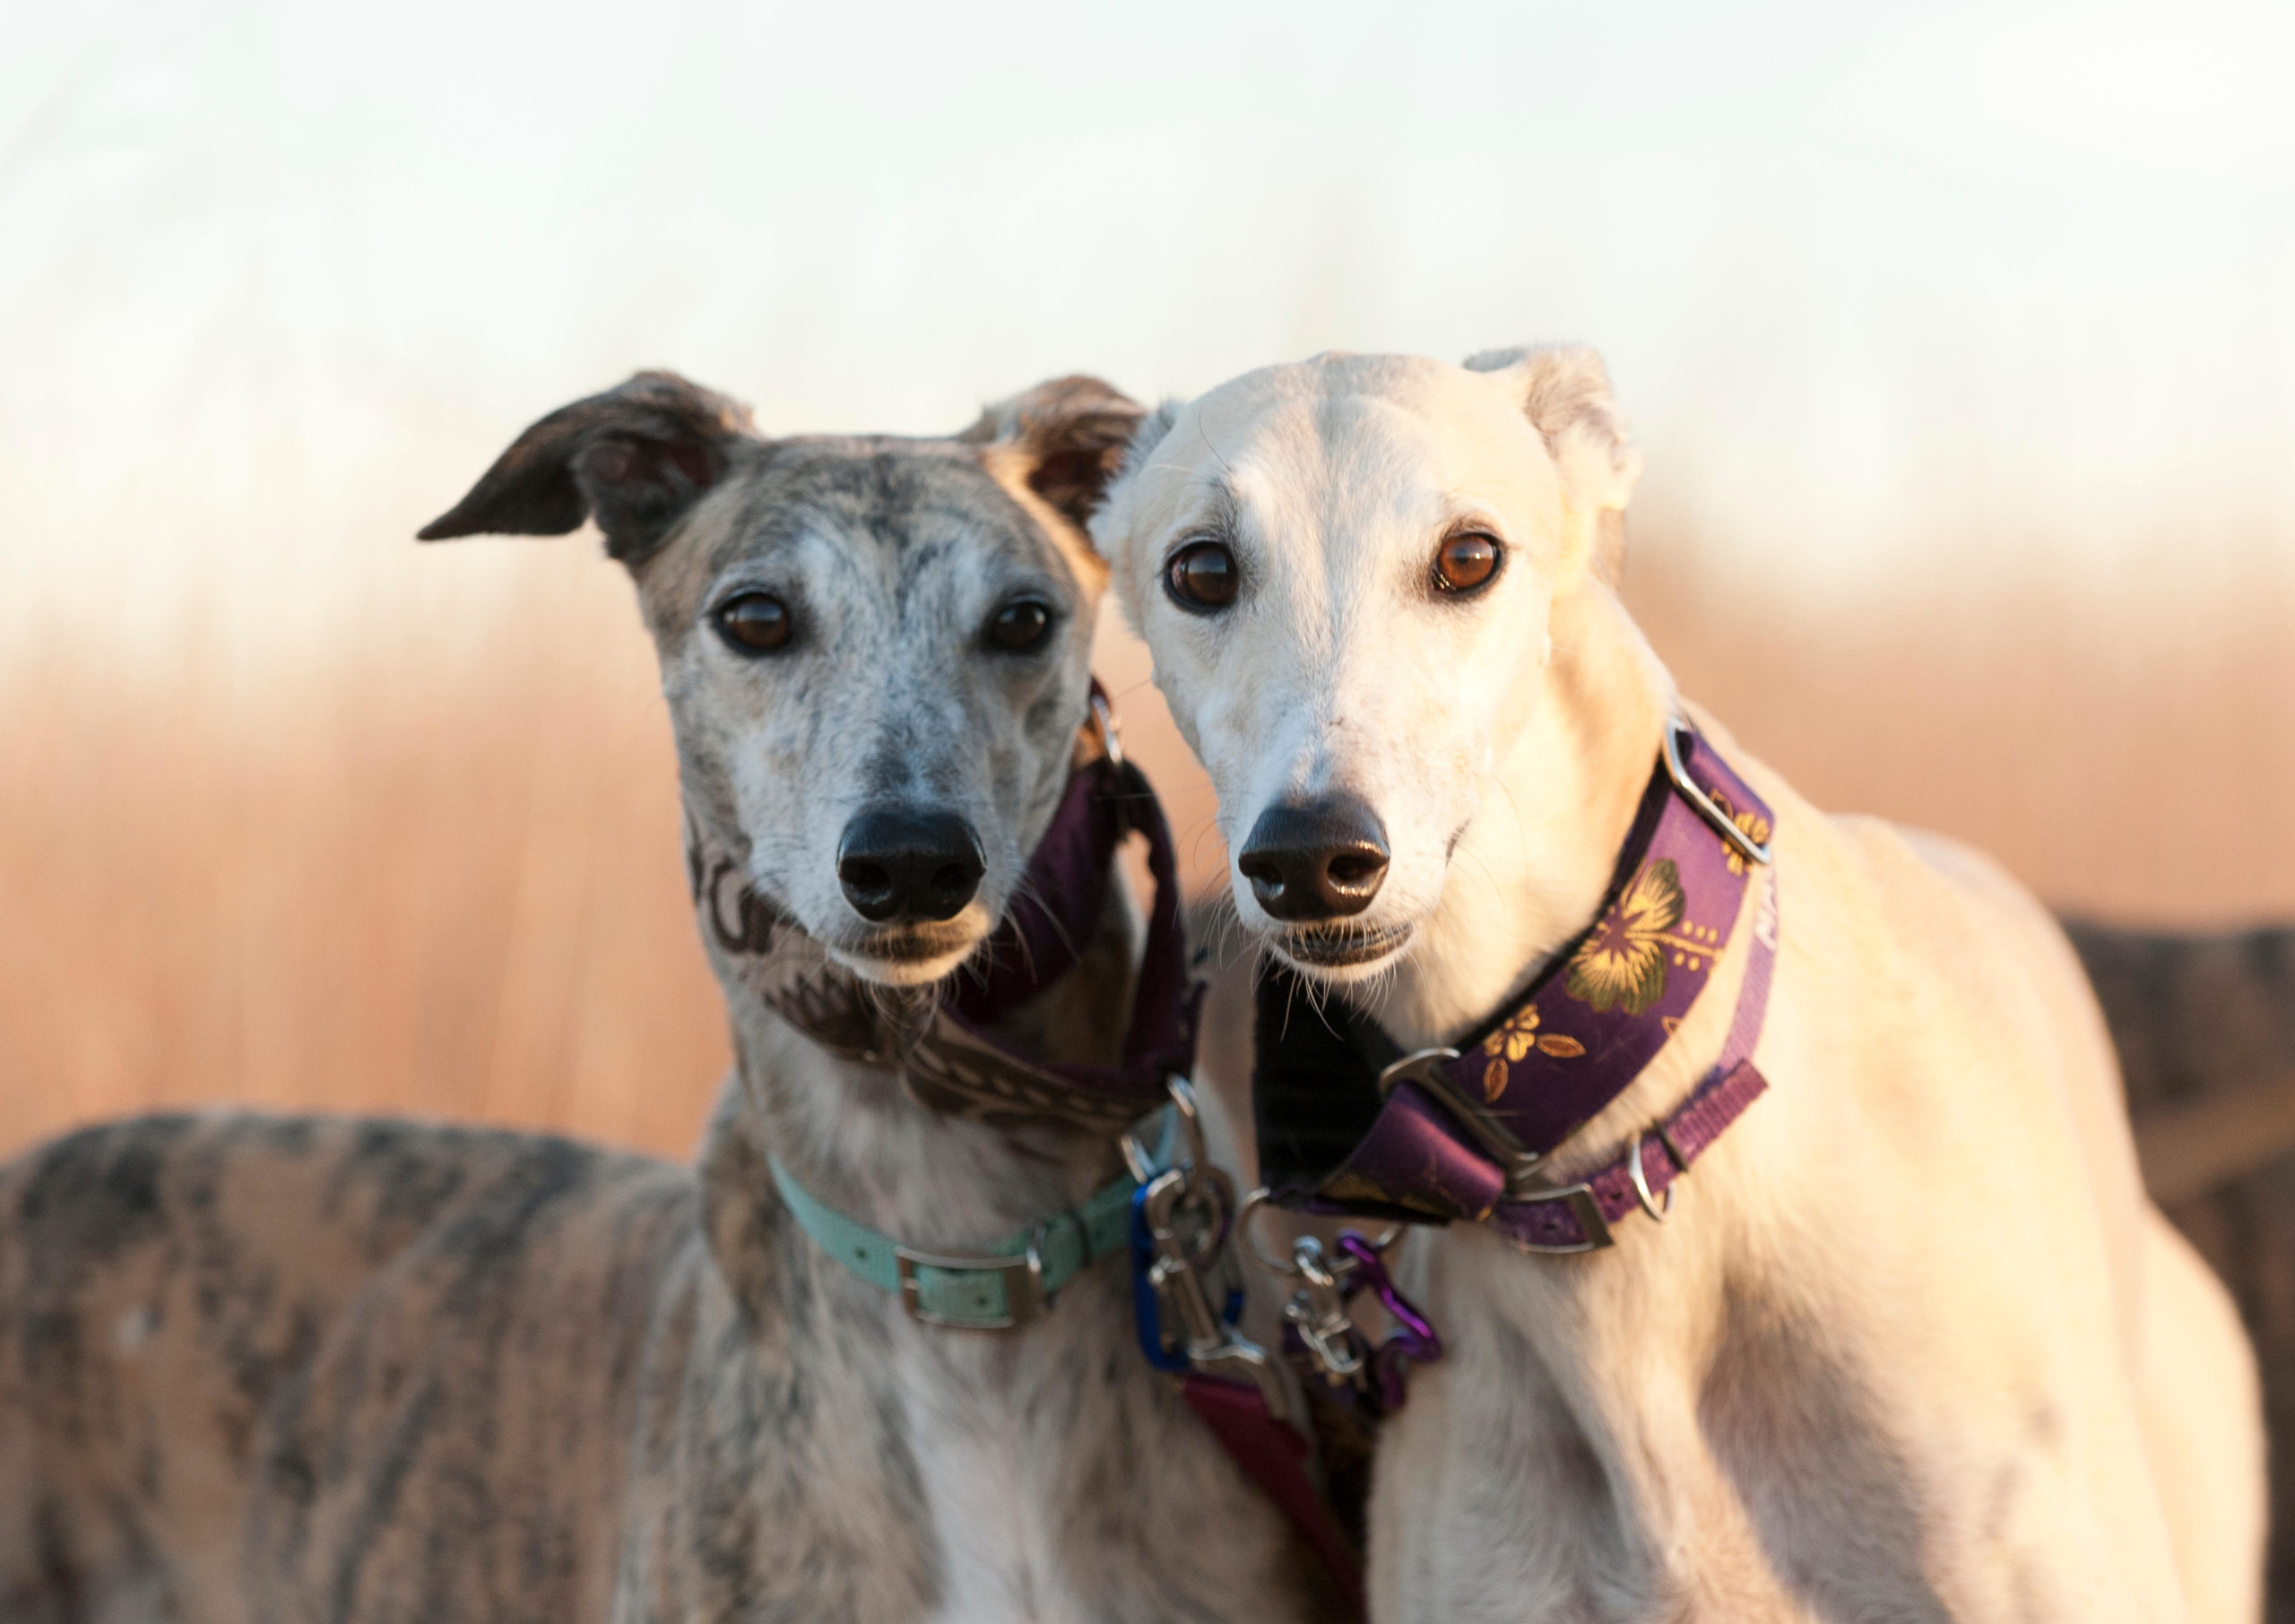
left=1089, top=347, right=2265, bottom=1622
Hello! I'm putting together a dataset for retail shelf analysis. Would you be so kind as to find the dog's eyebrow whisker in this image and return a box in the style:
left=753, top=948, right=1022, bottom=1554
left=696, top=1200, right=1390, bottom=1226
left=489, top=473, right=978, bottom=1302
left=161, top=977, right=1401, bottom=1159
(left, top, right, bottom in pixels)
left=1191, top=417, right=1241, bottom=485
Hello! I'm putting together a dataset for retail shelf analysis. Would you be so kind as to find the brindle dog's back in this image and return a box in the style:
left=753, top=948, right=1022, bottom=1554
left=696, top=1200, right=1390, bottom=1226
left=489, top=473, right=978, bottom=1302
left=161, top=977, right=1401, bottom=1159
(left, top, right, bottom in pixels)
left=0, top=1113, right=697, bottom=1623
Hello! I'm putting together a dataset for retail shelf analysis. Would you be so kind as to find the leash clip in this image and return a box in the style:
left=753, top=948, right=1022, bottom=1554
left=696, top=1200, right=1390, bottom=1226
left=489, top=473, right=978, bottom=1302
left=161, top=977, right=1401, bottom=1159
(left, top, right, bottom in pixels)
left=1273, top=1228, right=1446, bottom=1410
left=1130, top=1092, right=1294, bottom=1423
left=1282, top=1238, right=1365, bottom=1380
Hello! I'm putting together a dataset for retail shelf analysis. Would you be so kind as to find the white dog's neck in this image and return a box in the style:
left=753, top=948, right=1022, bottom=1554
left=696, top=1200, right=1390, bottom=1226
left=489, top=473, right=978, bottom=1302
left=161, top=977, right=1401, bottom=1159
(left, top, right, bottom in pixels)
left=1357, top=582, right=1676, bottom=1053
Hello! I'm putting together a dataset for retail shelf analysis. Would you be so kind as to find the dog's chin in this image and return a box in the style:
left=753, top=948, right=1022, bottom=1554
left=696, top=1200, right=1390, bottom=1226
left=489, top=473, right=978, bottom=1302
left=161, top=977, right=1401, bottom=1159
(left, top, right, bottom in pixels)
left=1268, top=920, right=1415, bottom=983
left=827, top=923, right=985, bottom=988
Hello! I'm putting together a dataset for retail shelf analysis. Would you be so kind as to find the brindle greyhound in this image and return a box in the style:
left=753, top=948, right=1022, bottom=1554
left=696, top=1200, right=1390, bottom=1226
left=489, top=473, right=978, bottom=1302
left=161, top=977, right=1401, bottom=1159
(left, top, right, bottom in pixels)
left=0, top=374, right=1324, bottom=1623
left=1091, top=348, right=2266, bottom=1622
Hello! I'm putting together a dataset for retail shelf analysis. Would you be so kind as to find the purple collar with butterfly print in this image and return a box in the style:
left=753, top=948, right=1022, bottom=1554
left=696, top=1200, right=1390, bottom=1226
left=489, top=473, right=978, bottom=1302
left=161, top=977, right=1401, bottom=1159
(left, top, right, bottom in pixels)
left=686, top=686, right=1199, bottom=1136
left=1254, top=721, right=1778, bottom=1253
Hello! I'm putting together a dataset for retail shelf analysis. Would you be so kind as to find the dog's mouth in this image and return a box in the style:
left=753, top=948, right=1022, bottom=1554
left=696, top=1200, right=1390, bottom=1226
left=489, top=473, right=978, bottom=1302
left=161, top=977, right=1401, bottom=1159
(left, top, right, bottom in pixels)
left=1272, top=920, right=1415, bottom=975
left=827, top=920, right=987, bottom=986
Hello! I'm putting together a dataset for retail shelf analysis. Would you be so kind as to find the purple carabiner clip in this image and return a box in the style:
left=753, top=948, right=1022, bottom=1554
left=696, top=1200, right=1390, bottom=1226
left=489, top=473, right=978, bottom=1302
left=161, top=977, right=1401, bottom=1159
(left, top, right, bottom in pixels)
left=1336, top=1231, right=1442, bottom=1413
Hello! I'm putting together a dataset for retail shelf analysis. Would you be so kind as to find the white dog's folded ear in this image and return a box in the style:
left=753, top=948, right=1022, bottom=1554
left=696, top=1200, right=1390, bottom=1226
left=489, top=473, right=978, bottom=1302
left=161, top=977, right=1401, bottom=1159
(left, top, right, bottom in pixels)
left=962, top=376, right=1146, bottom=534
left=1465, top=345, right=1642, bottom=583
left=418, top=370, right=755, bottom=564
left=1463, top=345, right=1642, bottom=513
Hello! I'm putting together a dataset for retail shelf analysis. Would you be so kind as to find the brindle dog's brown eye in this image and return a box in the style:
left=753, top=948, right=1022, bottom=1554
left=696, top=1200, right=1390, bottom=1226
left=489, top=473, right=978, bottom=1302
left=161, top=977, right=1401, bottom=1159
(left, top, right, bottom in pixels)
left=715, top=592, right=792, bottom=654
left=1165, top=540, right=1238, bottom=612
left=1433, top=531, right=1502, bottom=595
left=987, top=599, right=1053, bottom=652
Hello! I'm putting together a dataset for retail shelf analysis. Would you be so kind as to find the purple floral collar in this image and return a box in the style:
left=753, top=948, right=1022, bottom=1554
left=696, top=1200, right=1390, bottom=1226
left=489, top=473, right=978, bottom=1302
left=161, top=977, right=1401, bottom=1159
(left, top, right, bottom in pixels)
left=1254, top=721, right=1778, bottom=1251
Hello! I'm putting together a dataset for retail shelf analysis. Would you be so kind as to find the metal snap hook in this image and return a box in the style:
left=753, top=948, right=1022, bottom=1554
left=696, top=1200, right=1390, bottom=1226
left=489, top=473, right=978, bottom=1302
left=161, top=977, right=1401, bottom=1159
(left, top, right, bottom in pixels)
left=1284, top=1238, right=1365, bottom=1379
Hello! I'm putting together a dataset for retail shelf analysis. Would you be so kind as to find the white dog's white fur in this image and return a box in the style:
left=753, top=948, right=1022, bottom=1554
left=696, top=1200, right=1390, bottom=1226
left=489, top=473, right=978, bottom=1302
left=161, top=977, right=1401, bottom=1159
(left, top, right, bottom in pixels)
left=1095, top=349, right=2265, bottom=1622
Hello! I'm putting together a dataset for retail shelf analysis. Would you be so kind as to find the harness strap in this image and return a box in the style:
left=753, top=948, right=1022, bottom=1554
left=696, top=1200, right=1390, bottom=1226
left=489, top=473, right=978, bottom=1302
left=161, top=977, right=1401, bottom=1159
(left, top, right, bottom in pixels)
left=770, top=1154, right=1141, bottom=1330
left=1181, top=1375, right=1365, bottom=1615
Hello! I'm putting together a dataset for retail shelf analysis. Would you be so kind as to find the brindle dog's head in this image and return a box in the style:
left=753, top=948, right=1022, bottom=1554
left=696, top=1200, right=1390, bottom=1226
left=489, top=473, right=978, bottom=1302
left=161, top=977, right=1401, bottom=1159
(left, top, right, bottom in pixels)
left=422, top=371, right=1141, bottom=987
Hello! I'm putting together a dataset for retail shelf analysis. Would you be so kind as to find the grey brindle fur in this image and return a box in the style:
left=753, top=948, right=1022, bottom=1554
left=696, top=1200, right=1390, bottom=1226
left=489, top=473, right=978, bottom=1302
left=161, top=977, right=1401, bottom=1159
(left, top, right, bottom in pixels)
left=0, top=374, right=1321, bottom=1624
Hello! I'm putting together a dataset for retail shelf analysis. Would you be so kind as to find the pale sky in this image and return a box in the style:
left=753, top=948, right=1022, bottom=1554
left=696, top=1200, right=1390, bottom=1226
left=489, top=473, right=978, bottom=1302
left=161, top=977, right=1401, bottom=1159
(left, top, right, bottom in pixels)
left=4, top=0, right=2292, bottom=663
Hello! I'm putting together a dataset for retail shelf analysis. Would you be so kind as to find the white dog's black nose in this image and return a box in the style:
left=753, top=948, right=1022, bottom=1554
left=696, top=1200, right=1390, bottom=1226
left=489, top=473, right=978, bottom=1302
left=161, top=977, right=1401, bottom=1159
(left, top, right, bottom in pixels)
left=836, top=807, right=985, bottom=924
left=1236, top=797, right=1390, bottom=921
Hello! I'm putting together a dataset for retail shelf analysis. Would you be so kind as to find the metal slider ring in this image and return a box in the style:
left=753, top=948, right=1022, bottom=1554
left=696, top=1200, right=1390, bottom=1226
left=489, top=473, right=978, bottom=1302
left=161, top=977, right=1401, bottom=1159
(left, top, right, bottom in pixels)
left=1626, top=1134, right=1674, bottom=1223
left=1089, top=691, right=1124, bottom=768
left=1238, top=1187, right=1299, bottom=1276
left=1663, top=718, right=1771, bottom=868
left=1239, top=1187, right=1399, bottom=1276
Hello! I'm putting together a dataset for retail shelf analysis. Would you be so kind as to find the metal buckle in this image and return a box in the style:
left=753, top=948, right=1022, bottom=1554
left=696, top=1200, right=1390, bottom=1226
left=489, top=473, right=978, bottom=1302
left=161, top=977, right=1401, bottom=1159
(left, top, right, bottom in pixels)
left=1507, top=1182, right=1615, bottom=1254
left=1376, top=1047, right=1547, bottom=1199
left=1663, top=718, right=1771, bottom=868
left=895, top=1232, right=1046, bottom=1330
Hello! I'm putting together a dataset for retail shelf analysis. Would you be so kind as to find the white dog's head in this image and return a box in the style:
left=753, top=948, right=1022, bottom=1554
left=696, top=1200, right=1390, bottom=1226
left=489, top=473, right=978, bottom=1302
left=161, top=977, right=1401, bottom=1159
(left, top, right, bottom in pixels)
left=423, top=371, right=1140, bottom=989
left=1093, top=348, right=1640, bottom=986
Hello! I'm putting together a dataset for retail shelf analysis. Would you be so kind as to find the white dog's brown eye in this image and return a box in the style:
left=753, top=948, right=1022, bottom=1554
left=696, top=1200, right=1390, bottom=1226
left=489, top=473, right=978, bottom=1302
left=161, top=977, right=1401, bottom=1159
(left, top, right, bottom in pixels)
left=1165, top=540, right=1238, bottom=611
left=1433, top=531, right=1502, bottom=594
left=987, top=599, right=1053, bottom=652
left=715, top=592, right=792, bottom=654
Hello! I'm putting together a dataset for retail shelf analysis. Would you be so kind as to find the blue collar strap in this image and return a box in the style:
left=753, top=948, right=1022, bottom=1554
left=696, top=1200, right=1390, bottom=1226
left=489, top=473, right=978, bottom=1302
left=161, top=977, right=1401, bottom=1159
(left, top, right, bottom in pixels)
left=770, top=1153, right=1147, bottom=1330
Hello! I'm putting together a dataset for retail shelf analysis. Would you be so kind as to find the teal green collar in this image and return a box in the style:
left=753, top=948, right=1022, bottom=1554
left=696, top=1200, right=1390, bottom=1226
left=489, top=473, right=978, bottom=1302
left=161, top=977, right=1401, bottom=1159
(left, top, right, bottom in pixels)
left=769, top=1153, right=1144, bottom=1330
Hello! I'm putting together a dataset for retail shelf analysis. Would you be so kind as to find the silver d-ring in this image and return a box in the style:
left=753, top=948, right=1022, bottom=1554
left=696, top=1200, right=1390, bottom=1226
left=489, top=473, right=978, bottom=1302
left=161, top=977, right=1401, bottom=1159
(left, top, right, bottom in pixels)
left=1237, top=1187, right=1302, bottom=1276
left=1627, top=1135, right=1674, bottom=1223
left=1090, top=691, right=1124, bottom=769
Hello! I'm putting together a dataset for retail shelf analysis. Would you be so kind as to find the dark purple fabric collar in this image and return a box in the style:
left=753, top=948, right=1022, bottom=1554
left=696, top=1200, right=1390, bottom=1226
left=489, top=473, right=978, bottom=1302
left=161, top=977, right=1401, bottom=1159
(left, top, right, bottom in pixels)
left=687, top=687, right=1199, bottom=1135
left=937, top=730, right=1200, bottom=1110
left=1253, top=721, right=1777, bottom=1248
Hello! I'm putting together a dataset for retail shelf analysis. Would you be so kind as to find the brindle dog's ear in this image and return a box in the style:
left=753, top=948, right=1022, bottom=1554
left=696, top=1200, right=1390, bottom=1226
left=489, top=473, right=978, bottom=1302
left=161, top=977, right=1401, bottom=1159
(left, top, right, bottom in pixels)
left=418, top=370, right=755, bottom=564
left=1463, top=345, right=1642, bottom=583
left=960, top=376, right=1145, bottom=533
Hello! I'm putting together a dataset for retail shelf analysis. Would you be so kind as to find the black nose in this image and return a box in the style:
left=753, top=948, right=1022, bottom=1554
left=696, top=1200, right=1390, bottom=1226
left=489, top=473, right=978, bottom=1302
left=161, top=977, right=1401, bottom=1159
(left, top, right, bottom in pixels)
left=836, top=806, right=985, bottom=924
left=1235, top=796, right=1390, bottom=922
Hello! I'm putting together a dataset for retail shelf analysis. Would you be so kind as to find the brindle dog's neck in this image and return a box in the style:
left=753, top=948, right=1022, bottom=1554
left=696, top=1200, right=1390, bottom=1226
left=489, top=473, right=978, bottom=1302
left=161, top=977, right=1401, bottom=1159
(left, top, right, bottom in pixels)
left=712, top=870, right=1144, bottom=1265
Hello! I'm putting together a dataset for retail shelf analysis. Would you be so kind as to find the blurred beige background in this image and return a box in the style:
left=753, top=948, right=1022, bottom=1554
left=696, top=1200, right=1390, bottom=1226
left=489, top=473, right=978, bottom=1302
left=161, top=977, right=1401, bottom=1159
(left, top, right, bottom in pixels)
left=4, top=0, right=2292, bottom=1162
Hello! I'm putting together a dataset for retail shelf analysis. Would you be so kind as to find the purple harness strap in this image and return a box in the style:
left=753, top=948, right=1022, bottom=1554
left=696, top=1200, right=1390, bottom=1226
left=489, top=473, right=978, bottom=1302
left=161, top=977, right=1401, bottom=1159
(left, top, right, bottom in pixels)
left=1181, top=1376, right=1365, bottom=1614
left=942, top=732, right=1199, bottom=1107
